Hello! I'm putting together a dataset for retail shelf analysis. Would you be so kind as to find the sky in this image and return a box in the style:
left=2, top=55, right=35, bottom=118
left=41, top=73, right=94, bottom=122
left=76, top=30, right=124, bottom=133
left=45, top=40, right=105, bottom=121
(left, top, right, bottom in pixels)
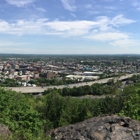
left=0, top=0, right=140, bottom=54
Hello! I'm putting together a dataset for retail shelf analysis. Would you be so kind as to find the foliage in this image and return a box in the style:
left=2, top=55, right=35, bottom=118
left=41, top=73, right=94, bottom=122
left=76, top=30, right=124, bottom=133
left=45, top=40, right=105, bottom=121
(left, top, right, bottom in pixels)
left=0, top=80, right=140, bottom=139
left=0, top=88, right=43, bottom=139
left=118, top=84, right=140, bottom=120
left=33, top=77, right=80, bottom=86
left=0, top=78, right=19, bottom=87
left=43, top=82, right=119, bottom=96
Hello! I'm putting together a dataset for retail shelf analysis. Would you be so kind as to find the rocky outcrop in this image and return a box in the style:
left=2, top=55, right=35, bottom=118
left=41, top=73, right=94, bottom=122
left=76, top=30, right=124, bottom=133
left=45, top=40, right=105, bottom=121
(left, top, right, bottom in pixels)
left=0, top=124, right=10, bottom=137
left=49, top=115, right=140, bottom=140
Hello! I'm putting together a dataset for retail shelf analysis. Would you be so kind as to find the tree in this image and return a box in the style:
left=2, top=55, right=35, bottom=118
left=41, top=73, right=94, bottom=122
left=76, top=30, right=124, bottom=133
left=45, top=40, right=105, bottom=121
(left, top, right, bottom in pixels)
left=0, top=88, right=43, bottom=139
left=119, top=93, right=140, bottom=120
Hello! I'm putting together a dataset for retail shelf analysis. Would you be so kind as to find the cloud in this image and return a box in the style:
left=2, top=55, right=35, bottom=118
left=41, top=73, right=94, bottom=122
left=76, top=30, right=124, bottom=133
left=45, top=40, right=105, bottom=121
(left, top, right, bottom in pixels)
left=86, top=32, right=128, bottom=41
left=0, top=15, right=136, bottom=46
left=84, top=4, right=92, bottom=9
left=0, top=13, right=137, bottom=50
left=95, top=15, right=136, bottom=30
left=131, top=0, right=140, bottom=10
left=110, top=39, right=140, bottom=48
left=95, top=16, right=111, bottom=31
left=70, top=13, right=76, bottom=18
left=104, top=6, right=117, bottom=10
left=46, top=20, right=97, bottom=32
left=111, top=15, right=136, bottom=27
left=86, top=31, right=140, bottom=48
left=0, top=19, right=97, bottom=36
left=0, top=20, right=11, bottom=32
left=35, top=7, right=47, bottom=12
left=5, top=0, right=35, bottom=7
left=45, top=20, right=98, bottom=36
left=78, top=4, right=93, bottom=12
left=87, top=11, right=100, bottom=15
left=0, top=18, right=49, bottom=35
left=61, top=0, right=76, bottom=11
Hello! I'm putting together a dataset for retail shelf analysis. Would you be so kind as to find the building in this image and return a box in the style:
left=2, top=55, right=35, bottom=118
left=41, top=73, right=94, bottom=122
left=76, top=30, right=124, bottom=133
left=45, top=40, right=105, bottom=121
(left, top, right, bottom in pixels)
left=44, top=71, right=56, bottom=79
left=16, top=75, right=30, bottom=81
left=34, top=73, right=39, bottom=79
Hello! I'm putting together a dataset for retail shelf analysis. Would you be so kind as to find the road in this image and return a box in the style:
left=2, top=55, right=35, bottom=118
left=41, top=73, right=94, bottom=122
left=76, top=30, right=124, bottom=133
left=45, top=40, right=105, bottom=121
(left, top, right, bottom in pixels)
left=6, top=73, right=136, bottom=93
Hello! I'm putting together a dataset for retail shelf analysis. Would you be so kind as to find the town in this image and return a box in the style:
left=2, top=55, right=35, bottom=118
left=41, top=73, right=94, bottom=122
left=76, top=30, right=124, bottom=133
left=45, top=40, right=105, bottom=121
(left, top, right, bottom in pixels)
left=0, top=54, right=140, bottom=87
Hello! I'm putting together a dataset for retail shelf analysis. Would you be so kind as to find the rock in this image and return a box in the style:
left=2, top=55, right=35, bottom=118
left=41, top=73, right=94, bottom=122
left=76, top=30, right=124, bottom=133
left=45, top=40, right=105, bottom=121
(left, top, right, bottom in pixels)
left=0, top=124, right=10, bottom=137
left=49, top=115, right=140, bottom=140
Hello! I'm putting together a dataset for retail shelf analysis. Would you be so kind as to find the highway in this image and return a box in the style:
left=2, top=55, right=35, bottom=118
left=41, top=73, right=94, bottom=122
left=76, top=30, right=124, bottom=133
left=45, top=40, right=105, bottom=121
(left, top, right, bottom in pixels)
left=6, top=73, right=137, bottom=93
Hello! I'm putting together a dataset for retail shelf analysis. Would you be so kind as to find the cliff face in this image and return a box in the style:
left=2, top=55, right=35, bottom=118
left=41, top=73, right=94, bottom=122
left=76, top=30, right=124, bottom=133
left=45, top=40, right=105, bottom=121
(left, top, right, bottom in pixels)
left=49, top=115, right=140, bottom=140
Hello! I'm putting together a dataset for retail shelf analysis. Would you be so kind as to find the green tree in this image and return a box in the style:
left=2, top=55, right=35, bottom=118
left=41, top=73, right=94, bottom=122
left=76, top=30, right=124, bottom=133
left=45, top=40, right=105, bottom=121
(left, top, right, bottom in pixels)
left=0, top=88, right=43, bottom=139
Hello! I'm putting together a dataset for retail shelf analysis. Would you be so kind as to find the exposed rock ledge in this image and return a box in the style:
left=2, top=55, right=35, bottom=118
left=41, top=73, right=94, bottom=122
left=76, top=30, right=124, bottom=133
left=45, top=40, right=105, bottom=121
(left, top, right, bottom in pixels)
left=0, top=124, right=10, bottom=137
left=49, top=115, right=140, bottom=140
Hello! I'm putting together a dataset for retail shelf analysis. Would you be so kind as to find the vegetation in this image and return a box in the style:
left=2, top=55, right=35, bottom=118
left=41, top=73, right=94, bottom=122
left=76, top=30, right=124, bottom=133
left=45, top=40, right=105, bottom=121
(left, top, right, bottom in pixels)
left=0, top=78, right=19, bottom=87
left=43, top=80, right=121, bottom=96
left=0, top=79, right=140, bottom=139
left=0, top=89, right=43, bottom=140
left=29, top=77, right=84, bottom=86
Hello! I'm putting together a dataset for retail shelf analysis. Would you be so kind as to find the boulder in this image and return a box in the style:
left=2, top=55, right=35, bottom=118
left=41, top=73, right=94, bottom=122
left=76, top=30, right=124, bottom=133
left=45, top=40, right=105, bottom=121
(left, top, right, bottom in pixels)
left=49, top=115, right=140, bottom=140
left=0, top=124, right=10, bottom=137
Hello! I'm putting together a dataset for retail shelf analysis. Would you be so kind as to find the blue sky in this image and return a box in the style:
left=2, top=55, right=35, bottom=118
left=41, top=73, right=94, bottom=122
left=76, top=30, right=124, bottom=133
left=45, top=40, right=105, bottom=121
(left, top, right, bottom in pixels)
left=0, top=0, right=140, bottom=54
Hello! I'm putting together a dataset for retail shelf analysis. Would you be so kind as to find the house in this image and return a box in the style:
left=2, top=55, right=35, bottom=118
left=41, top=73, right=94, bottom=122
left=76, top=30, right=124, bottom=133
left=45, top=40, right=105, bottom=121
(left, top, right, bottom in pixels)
left=34, top=73, right=39, bottom=79
left=16, top=75, right=30, bottom=81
